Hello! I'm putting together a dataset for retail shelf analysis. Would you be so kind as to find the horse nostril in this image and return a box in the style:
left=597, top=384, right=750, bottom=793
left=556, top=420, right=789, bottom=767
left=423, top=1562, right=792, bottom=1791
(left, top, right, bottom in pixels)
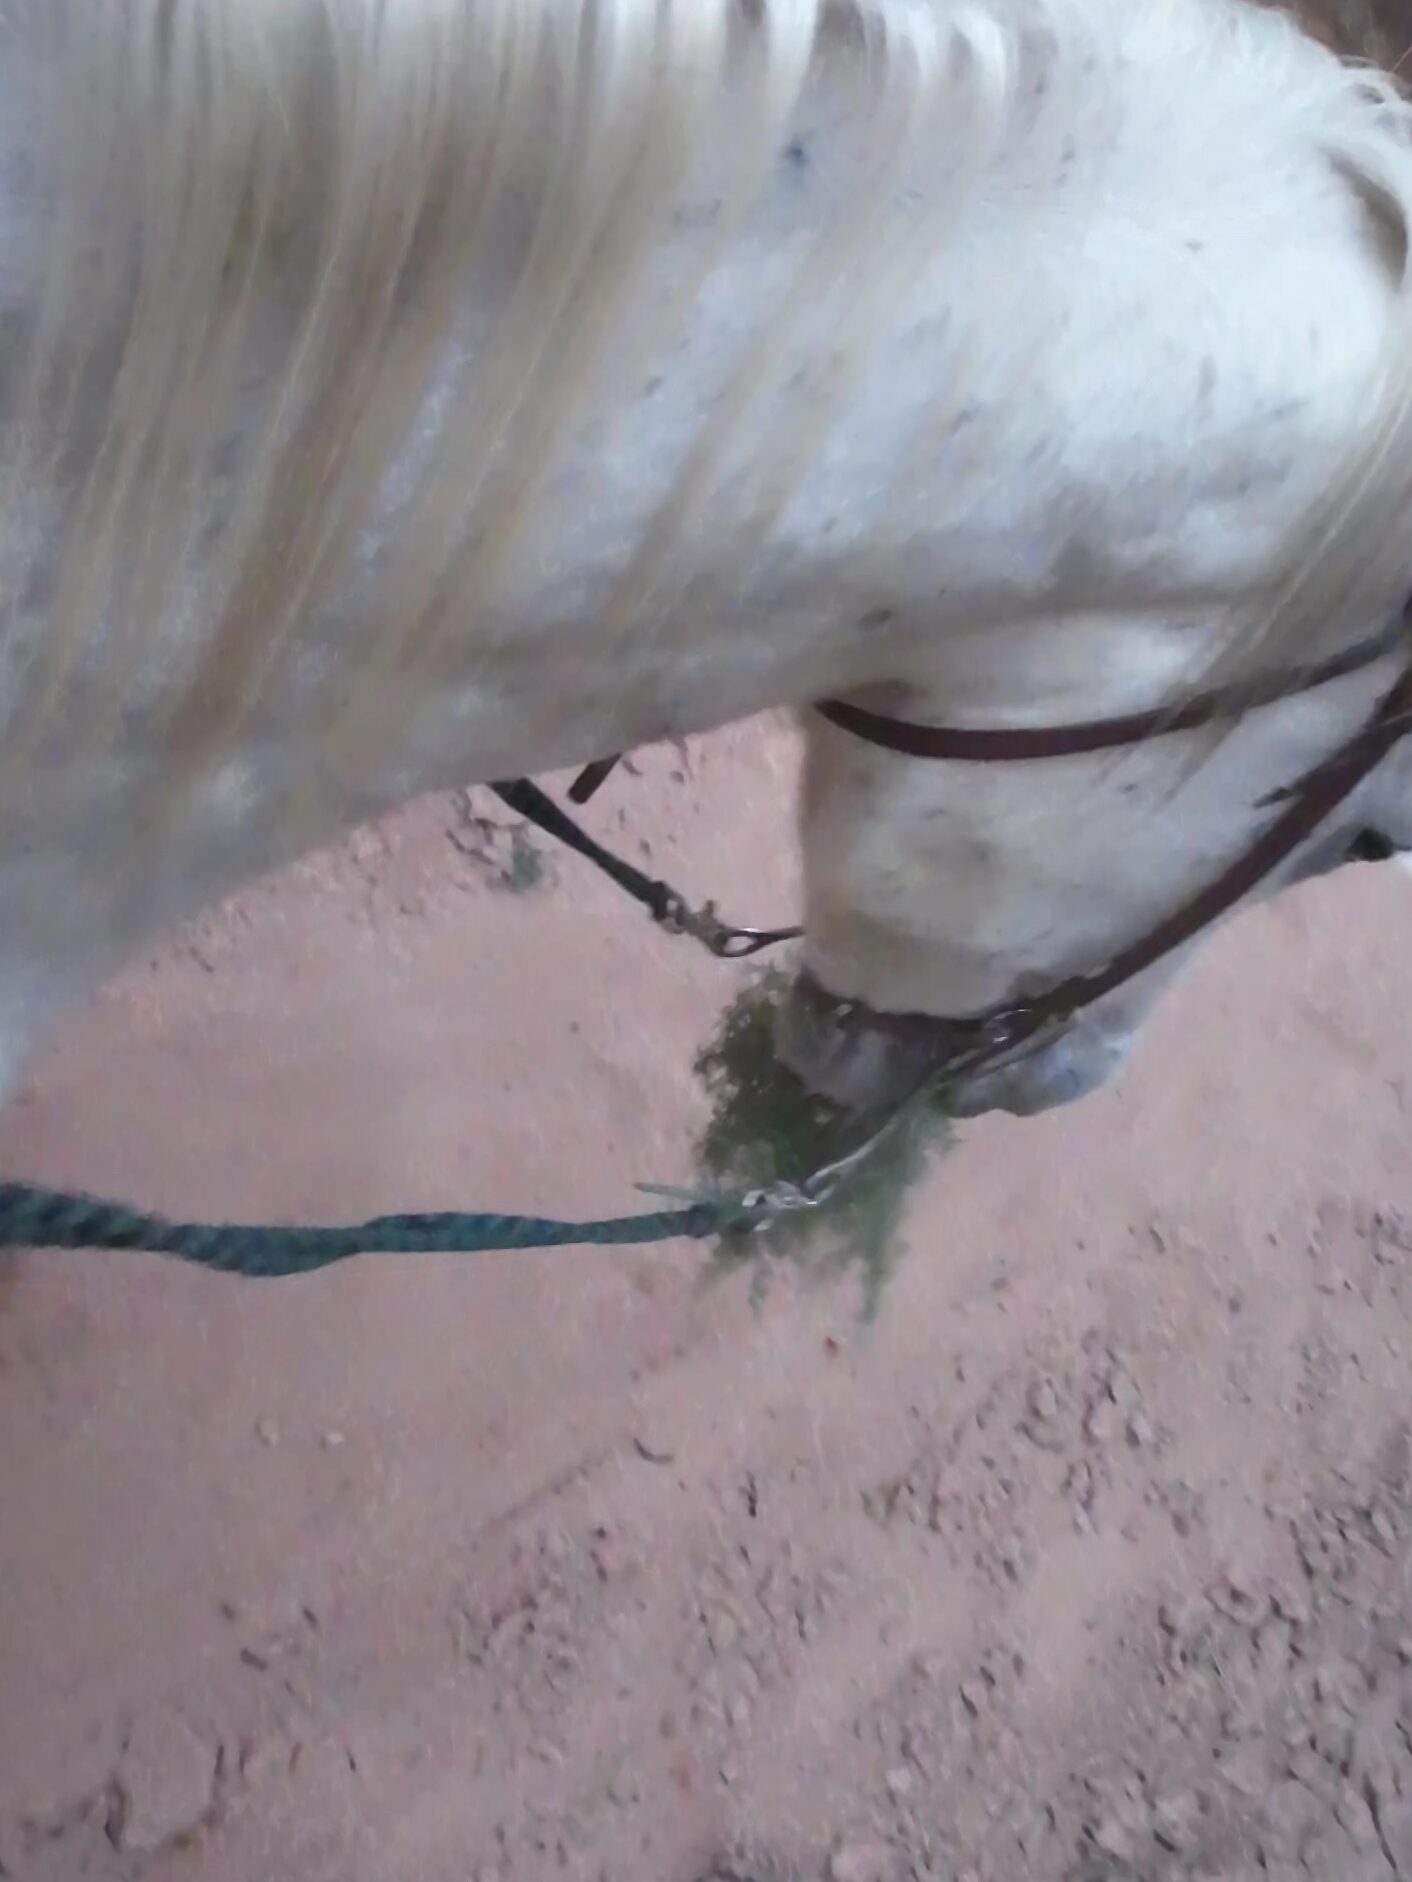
left=1349, top=828, right=1401, bottom=863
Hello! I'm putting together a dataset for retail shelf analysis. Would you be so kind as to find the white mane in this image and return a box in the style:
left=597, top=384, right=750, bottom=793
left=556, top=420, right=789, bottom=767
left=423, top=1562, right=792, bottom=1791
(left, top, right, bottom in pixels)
left=5, top=0, right=1412, bottom=824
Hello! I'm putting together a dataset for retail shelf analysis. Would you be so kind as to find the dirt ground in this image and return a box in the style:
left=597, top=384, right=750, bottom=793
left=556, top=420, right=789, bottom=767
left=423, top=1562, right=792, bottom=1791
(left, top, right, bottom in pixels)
left=0, top=712, right=1410, bottom=1882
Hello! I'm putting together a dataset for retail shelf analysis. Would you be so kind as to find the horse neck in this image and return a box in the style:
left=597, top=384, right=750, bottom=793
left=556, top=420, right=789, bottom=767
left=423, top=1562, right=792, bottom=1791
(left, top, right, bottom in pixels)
left=1, top=0, right=1409, bottom=970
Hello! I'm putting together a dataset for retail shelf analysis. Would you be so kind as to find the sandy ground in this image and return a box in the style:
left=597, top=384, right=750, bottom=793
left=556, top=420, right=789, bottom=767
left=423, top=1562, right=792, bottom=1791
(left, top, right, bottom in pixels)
left=0, top=714, right=1411, bottom=1882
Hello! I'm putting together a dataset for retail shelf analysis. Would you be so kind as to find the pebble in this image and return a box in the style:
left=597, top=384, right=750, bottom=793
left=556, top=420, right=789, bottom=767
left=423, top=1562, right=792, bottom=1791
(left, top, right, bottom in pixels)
left=1107, top=1366, right=1141, bottom=1412
left=1158, top=1599, right=1196, bottom=1637
left=1286, top=1745, right=1337, bottom=1798
left=1313, top=1656, right=1364, bottom=1711
left=1272, top=1581, right=1312, bottom=1627
left=1335, top=1783, right=1380, bottom=1853
left=1216, top=1741, right=1266, bottom=1798
left=1208, top=1574, right=1264, bottom=1624
left=1021, top=1378, right=1065, bottom=1451
left=1085, top=1397, right=1124, bottom=1446
left=1088, top=1815, right=1135, bottom=1863
left=111, top=1710, right=218, bottom=1853
left=1264, top=1776, right=1325, bottom=1852
left=320, top=1430, right=346, bottom=1451
left=255, top=1417, right=281, bottom=1448
left=827, top=1840, right=892, bottom=1882
left=1152, top=1791, right=1200, bottom=1852
left=1380, top=1796, right=1412, bottom=1872
left=885, top=1766, right=914, bottom=1801
left=1367, top=1506, right=1398, bottom=1554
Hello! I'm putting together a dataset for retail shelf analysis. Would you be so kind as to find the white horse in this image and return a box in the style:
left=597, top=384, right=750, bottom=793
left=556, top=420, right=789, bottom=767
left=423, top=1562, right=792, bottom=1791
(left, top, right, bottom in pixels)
left=2, top=0, right=1412, bottom=1131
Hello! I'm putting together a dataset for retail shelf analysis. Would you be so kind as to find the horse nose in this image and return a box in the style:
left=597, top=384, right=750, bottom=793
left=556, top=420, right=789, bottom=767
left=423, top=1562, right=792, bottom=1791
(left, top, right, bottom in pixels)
left=777, top=971, right=1138, bottom=1119
left=943, top=1023, right=1138, bottom=1117
left=774, top=973, right=948, bottom=1115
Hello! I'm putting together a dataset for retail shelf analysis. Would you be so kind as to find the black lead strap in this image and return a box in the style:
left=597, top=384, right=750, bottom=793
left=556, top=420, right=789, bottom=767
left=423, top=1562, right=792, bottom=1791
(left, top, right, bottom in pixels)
left=489, top=777, right=802, bottom=959
left=490, top=778, right=678, bottom=925
left=567, top=755, right=622, bottom=804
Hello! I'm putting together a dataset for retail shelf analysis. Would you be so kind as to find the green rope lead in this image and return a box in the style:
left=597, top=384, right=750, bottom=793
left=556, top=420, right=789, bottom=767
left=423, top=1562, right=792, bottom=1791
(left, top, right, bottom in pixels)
left=0, top=1180, right=754, bottom=1279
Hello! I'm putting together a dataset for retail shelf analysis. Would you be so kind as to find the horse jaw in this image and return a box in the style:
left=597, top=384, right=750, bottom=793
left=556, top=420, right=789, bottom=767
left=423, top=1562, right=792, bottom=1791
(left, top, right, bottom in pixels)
left=782, top=727, right=1412, bottom=1121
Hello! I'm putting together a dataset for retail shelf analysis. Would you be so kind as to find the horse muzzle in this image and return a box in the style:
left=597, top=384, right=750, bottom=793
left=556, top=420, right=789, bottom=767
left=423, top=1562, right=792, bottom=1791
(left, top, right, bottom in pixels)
left=774, top=969, right=1138, bottom=1119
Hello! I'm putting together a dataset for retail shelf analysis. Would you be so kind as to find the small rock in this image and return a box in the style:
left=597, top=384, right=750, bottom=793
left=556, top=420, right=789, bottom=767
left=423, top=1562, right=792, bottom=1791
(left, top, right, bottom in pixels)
left=1253, top=1616, right=1294, bottom=1677
left=1021, top=1378, right=1066, bottom=1451
left=1088, top=1815, right=1135, bottom=1863
left=1271, top=1581, right=1312, bottom=1627
left=1107, top=1366, right=1140, bottom=1412
left=237, top=1734, right=292, bottom=1788
left=1208, top=1575, right=1265, bottom=1625
left=0, top=1818, right=27, bottom=1877
left=1334, top=1783, right=1380, bottom=1852
left=1285, top=1745, right=1341, bottom=1805
left=1216, top=1741, right=1267, bottom=1798
left=706, top=1605, right=742, bottom=1653
left=255, top=1417, right=281, bottom=1448
left=320, top=1430, right=346, bottom=1451
left=1126, top=1412, right=1154, bottom=1449
left=1396, top=1636, right=1412, bottom=1667
left=1085, top=1396, right=1124, bottom=1446
left=1263, top=1776, right=1325, bottom=1856
left=1152, top=1791, right=1200, bottom=1852
left=1313, top=1656, right=1365, bottom=1711
left=1367, top=1506, right=1398, bottom=1555
left=827, top=1840, right=892, bottom=1882
left=111, top=1710, right=218, bottom=1853
left=1379, top=1796, right=1412, bottom=1873
left=885, top=1766, right=914, bottom=1801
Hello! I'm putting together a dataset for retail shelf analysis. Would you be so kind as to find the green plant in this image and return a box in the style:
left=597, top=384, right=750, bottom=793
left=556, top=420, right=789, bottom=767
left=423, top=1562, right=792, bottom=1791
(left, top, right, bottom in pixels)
left=693, top=971, right=953, bottom=1315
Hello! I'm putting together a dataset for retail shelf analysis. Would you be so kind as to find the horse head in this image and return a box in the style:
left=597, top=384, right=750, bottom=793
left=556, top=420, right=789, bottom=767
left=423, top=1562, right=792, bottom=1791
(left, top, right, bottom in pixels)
left=778, top=617, right=1412, bottom=1117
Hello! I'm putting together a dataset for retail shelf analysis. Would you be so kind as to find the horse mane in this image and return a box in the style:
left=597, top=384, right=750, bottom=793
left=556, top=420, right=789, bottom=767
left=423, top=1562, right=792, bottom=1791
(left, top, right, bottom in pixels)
left=5, top=0, right=1412, bottom=806
left=1276, top=0, right=1411, bottom=68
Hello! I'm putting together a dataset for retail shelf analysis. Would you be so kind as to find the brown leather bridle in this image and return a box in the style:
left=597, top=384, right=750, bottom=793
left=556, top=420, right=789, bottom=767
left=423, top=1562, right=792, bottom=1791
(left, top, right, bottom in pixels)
left=805, top=614, right=1412, bottom=1079
left=508, top=612, right=1412, bottom=1093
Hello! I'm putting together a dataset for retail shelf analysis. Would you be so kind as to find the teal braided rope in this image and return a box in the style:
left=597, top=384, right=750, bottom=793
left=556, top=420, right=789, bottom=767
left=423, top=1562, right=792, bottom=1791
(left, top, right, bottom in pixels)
left=0, top=1181, right=750, bottom=1278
